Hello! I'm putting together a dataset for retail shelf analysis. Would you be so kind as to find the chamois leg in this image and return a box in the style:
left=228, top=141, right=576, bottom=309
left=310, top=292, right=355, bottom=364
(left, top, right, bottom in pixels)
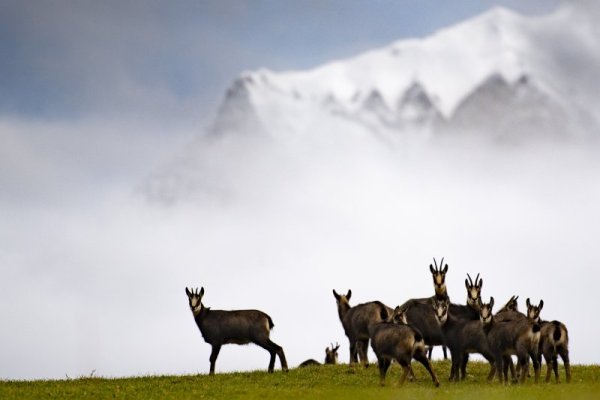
left=558, top=348, right=571, bottom=383
left=552, top=356, right=559, bottom=383
left=543, top=354, right=552, bottom=382
left=493, top=352, right=504, bottom=384
left=356, top=339, right=369, bottom=367
left=448, top=349, right=460, bottom=382
left=377, top=358, right=391, bottom=386
left=257, top=339, right=288, bottom=373
left=507, top=356, right=517, bottom=383
left=413, top=351, right=440, bottom=387
left=442, top=345, right=448, bottom=360
left=427, top=346, right=433, bottom=360
left=399, top=362, right=411, bottom=385
left=460, top=353, right=469, bottom=380
left=209, top=344, right=221, bottom=375
left=517, top=355, right=529, bottom=384
left=482, top=352, right=496, bottom=382
left=529, top=349, right=540, bottom=383
left=349, top=340, right=358, bottom=365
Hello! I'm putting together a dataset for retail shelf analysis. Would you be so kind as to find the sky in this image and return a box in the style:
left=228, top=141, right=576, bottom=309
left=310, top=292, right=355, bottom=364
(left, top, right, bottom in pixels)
left=3, top=0, right=598, bottom=380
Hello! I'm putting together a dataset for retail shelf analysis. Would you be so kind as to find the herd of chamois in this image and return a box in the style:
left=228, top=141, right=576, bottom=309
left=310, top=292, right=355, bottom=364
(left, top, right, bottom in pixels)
left=185, top=258, right=571, bottom=386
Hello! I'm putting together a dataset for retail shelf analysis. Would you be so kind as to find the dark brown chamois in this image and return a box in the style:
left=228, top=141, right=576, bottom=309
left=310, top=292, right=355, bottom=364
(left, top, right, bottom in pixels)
left=398, top=258, right=448, bottom=360
left=479, top=297, right=541, bottom=384
left=299, top=343, right=340, bottom=367
left=185, top=287, right=288, bottom=375
left=399, top=261, right=482, bottom=360
left=525, top=298, right=571, bottom=383
left=333, top=289, right=392, bottom=367
left=433, top=297, right=496, bottom=382
left=369, top=308, right=440, bottom=387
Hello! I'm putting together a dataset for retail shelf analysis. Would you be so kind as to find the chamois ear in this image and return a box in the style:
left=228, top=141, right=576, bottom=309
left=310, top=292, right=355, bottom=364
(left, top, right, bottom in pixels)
left=429, top=264, right=435, bottom=274
left=465, top=278, right=470, bottom=289
left=478, top=278, right=483, bottom=289
left=442, top=264, right=448, bottom=274
left=526, top=298, right=531, bottom=309
left=346, top=290, right=352, bottom=300
left=489, top=297, right=495, bottom=310
left=200, top=287, right=204, bottom=298
left=185, top=287, right=191, bottom=297
left=333, top=289, right=340, bottom=300
left=539, top=300, right=544, bottom=311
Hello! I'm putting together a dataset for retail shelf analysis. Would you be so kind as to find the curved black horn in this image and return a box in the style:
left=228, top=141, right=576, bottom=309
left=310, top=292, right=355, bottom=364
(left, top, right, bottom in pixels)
left=433, top=257, right=438, bottom=271
left=467, top=273, right=473, bottom=286
left=439, top=257, right=444, bottom=269
left=475, top=273, right=480, bottom=286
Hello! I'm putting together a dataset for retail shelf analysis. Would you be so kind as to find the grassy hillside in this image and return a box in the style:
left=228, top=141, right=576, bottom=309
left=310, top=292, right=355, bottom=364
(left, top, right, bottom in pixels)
left=2, top=361, right=598, bottom=400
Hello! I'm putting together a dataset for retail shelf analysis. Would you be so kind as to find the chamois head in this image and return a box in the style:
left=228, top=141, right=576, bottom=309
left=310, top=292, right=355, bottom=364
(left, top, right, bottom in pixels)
left=429, top=257, right=448, bottom=296
left=333, top=289, right=352, bottom=306
left=185, top=287, right=204, bottom=316
left=526, top=298, right=544, bottom=323
left=479, top=297, right=495, bottom=325
left=391, top=306, right=408, bottom=324
left=465, top=273, right=483, bottom=309
left=432, top=297, right=450, bottom=325
left=325, top=342, right=340, bottom=364
left=501, top=295, right=519, bottom=312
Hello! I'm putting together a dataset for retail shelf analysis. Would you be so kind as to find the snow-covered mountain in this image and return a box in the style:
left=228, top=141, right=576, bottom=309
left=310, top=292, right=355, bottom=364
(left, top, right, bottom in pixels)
left=208, top=2, right=600, bottom=142
left=144, top=2, right=600, bottom=203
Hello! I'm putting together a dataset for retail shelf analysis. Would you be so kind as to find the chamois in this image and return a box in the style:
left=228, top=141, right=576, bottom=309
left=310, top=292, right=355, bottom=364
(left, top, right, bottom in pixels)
left=398, top=258, right=449, bottom=359
left=433, top=297, right=496, bottom=382
left=526, top=299, right=571, bottom=383
left=185, top=287, right=288, bottom=375
left=299, top=343, right=340, bottom=367
left=399, top=261, right=482, bottom=360
left=479, top=297, right=541, bottom=384
left=369, top=308, right=440, bottom=387
left=333, top=289, right=392, bottom=366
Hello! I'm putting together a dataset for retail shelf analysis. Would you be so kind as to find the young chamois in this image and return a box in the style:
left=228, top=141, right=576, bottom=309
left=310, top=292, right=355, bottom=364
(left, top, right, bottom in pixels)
left=370, top=307, right=440, bottom=387
left=479, top=297, right=541, bottom=384
left=185, top=287, right=288, bottom=375
left=299, top=343, right=340, bottom=367
left=333, top=289, right=392, bottom=367
left=433, top=297, right=496, bottom=382
left=525, top=299, right=571, bottom=383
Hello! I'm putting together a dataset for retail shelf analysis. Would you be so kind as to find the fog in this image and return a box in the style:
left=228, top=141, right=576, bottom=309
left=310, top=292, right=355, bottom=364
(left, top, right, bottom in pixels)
left=1, top=119, right=599, bottom=379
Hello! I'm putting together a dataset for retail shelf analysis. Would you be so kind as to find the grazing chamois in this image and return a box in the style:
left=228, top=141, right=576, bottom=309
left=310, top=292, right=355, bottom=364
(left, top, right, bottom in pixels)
left=333, top=289, right=392, bottom=367
left=369, top=308, right=440, bottom=387
left=299, top=343, right=340, bottom=367
left=185, top=287, right=288, bottom=374
left=479, top=297, right=541, bottom=384
left=525, top=299, right=571, bottom=383
left=433, top=297, right=496, bottom=382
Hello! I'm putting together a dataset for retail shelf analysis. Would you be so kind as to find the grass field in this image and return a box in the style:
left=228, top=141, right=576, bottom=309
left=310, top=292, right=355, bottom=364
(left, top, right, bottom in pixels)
left=1, top=361, right=598, bottom=400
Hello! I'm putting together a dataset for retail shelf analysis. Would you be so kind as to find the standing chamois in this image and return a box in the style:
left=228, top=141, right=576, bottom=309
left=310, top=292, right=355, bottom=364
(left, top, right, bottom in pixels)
left=525, top=299, right=571, bottom=383
left=479, top=297, right=541, bottom=384
left=299, top=343, right=340, bottom=367
left=369, top=307, right=440, bottom=387
left=433, top=296, right=496, bottom=382
left=399, top=260, right=482, bottom=360
left=185, top=287, right=288, bottom=375
left=333, top=289, right=392, bottom=366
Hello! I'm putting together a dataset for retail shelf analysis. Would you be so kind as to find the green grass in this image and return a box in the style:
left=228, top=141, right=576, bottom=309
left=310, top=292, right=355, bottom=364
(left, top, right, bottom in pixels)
left=1, top=361, right=598, bottom=400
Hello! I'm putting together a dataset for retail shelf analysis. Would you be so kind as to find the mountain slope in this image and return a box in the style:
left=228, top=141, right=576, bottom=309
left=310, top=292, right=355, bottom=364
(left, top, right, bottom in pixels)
left=209, top=3, right=599, bottom=142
